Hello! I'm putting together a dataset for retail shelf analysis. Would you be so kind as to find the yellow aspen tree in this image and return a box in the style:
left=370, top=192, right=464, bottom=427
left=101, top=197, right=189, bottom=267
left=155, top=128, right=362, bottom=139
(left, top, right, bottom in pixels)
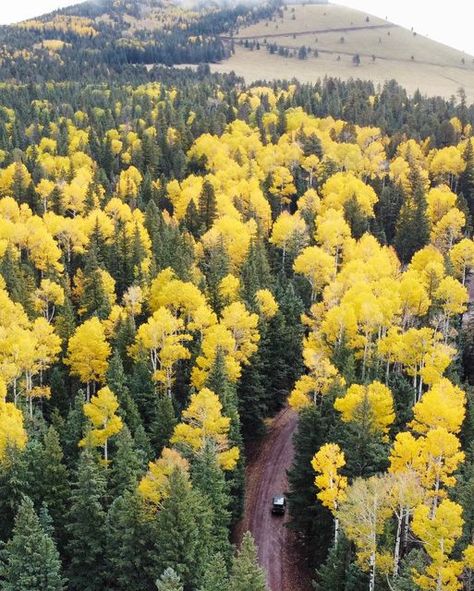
left=191, top=323, right=240, bottom=388
left=389, top=431, right=424, bottom=476
left=338, top=474, right=393, bottom=591
left=0, top=380, right=27, bottom=462
left=34, top=279, right=65, bottom=322
left=138, top=447, right=190, bottom=507
left=311, top=443, right=347, bottom=546
left=397, top=328, right=451, bottom=403
left=418, top=428, right=465, bottom=509
left=411, top=499, right=464, bottom=591
left=398, top=270, right=431, bottom=328
left=409, top=379, right=466, bottom=435
left=449, top=238, right=474, bottom=285
left=269, top=165, right=296, bottom=209
left=220, top=301, right=260, bottom=365
left=149, top=268, right=206, bottom=321
left=65, top=317, right=111, bottom=399
left=289, top=332, right=345, bottom=409
left=334, top=381, right=395, bottom=436
left=254, top=289, right=279, bottom=319
left=297, top=188, right=321, bottom=220
left=293, top=245, right=335, bottom=301
left=377, top=327, right=403, bottom=383
left=36, top=178, right=56, bottom=214
left=434, top=276, right=468, bottom=341
left=219, top=274, right=241, bottom=304
left=320, top=172, right=378, bottom=217
left=302, top=154, right=320, bottom=187
left=270, top=211, right=308, bottom=265
left=387, top=470, right=424, bottom=577
left=116, top=165, right=143, bottom=203
left=409, top=246, right=446, bottom=299
left=80, top=386, right=123, bottom=462
left=315, top=207, right=352, bottom=269
left=122, top=285, right=144, bottom=320
left=171, top=387, right=240, bottom=470
left=429, top=146, right=465, bottom=190
left=431, top=208, right=465, bottom=253
left=23, top=317, right=61, bottom=416
left=129, top=307, right=192, bottom=396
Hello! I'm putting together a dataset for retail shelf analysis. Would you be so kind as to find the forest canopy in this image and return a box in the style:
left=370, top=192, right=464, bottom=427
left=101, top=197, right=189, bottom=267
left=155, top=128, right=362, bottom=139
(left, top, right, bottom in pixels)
left=1, top=2, right=474, bottom=590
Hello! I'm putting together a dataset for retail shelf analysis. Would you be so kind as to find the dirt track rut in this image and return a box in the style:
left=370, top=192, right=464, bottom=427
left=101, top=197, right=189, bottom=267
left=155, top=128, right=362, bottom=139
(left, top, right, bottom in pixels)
left=235, top=408, right=311, bottom=591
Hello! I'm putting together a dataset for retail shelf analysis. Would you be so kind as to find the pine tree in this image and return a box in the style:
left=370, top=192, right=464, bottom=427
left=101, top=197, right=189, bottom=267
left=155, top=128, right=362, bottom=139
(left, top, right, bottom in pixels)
left=0, top=245, right=31, bottom=310
left=106, top=489, right=161, bottom=591
left=1, top=496, right=66, bottom=591
left=81, top=246, right=111, bottom=320
left=183, top=199, right=201, bottom=239
left=147, top=395, right=176, bottom=454
left=107, top=350, right=143, bottom=435
left=61, top=391, right=87, bottom=467
left=108, top=426, right=145, bottom=498
left=199, top=553, right=229, bottom=591
left=198, top=180, right=217, bottom=233
left=156, top=469, right=213, bottom=589
left=314, top=536, right=354, bottom=591
left=191, top=445, right=232, bottom=560
left=27, top=427, right=70, bottom=547
left=156, top=568, right=184, bottom=591
left=200, top=240, right=230, bottom=314
left=343, top=195, right=369, bottom=239
left=287, top=402, right=337, bottom=566
left=240, top=239, right=272, bottom=309
left=66, top=451, right=107, bottom=591
left=0, top=445, right=29, bottom=541
left=206, top=349, right=245, bottom=519
left=228, top=532, right=268, bottom=591
left=258, top=283, right=305, bottom=415
left=394, top=164, right=429, bottom=264
left=375, top=184, right=404, bottom=245
left=237, top=347, right=268, bottom=440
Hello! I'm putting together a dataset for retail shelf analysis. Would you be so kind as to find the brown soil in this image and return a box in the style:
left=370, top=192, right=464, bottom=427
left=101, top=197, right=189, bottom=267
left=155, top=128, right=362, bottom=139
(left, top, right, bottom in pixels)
left=234, top=408, right=312, bottom=591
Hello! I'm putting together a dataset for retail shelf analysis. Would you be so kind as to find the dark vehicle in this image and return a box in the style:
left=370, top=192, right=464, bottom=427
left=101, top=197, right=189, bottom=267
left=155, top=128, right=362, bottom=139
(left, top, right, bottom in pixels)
left=271, top=495, right=286, bottom=515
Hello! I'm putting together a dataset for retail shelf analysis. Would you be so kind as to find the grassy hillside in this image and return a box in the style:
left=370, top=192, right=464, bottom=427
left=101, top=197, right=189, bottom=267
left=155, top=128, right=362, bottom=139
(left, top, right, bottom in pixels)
left=212, top=3, right=474, bottom=100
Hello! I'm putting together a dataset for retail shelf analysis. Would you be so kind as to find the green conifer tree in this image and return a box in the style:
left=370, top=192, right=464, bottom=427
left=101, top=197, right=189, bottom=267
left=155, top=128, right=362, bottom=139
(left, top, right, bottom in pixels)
left=66, top=451, right=107, bottom=591
left=106, top=489, right=161, bottom=591
left=394, top=163, right=429, bottom=264
left=199, top=553, right=229, bottom=591
left=1, top=496, right=66, bottom=591
left=156, top=469, right=212, bottom=589
left=0, top=446, right=29, bottom=541
left=107, top=350, right=143, bottom=435
left=198, top=179, right=217, bottom=233
left=27, top=427, right=70, bottom=547
left=81, top=246, right=111, bottom=320
left=156, top=568, right=184, bottom=591
left=108, top=426, right=145, bottom=498
left=228, top=532, right=268, bottom=591
left=149, top=395, right=177, bottom=454
left=191, top=444, right=232, bottom=560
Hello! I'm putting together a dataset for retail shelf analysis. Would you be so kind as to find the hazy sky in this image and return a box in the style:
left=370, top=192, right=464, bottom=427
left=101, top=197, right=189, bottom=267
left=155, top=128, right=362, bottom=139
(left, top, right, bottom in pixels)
left=1, top=0, right=473, bottom=56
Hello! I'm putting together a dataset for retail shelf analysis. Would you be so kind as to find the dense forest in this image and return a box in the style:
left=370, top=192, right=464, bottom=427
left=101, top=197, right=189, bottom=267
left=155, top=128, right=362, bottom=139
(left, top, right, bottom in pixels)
left=1, top=1, right=474, bottom=591
left=0, top=0, right=277, bottom=81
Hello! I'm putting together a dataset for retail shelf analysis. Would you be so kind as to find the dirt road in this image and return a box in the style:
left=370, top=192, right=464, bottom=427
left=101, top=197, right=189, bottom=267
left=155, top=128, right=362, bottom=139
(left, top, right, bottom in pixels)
left=221, top=23, right=395, bottom=41
left=235, top=408, right=311, bottom=591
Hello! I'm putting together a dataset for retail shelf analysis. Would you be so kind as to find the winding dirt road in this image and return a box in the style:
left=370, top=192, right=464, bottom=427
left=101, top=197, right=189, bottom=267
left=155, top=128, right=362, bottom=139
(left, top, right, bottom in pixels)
left=235, top=408, right=311, bottom=591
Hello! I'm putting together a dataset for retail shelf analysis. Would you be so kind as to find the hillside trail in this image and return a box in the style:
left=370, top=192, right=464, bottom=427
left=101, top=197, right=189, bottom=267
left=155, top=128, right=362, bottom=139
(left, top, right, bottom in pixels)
left=234, top=407, right=312, bottom=591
